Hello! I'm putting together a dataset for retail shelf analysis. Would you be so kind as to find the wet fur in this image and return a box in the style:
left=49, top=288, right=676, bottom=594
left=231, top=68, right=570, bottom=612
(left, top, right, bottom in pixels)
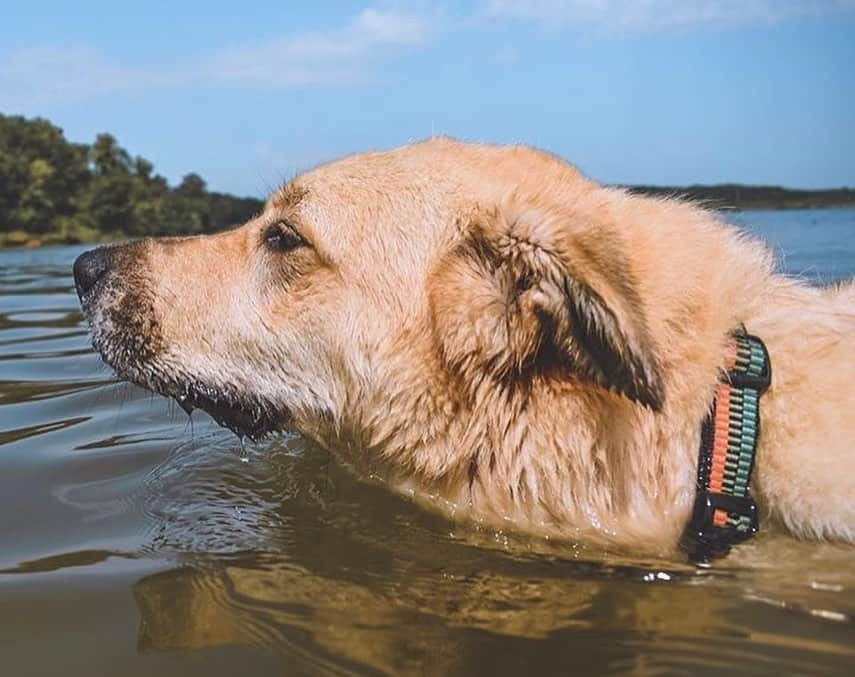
left=77, top=138, right=855, bottom=553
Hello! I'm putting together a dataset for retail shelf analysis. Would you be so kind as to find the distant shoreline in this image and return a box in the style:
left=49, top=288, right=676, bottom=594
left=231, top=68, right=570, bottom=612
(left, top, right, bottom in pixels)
left=2, top=187, right=853, bottom=249
left=624, top=184, right=855, bottom=212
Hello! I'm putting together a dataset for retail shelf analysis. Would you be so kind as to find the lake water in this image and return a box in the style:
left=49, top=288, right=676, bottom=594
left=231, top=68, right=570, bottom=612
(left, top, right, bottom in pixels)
left=1, top=209, right=854, bottom=676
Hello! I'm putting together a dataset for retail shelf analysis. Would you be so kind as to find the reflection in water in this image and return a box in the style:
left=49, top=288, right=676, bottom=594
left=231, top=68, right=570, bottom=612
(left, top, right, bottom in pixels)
left=132, top=544, right=855, bottom=675
left=125, top=432, right=855, bottom=675
left=1, top=221, right=855, bottom=676
left=133, top=558, right=593, bottom=675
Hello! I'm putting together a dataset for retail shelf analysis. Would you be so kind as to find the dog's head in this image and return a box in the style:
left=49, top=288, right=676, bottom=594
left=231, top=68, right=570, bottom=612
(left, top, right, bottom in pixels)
left=75, top=139, right=665, bottom=448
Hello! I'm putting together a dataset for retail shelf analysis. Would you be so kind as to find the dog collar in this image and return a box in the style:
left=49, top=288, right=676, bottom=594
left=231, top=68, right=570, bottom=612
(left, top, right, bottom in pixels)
left=682, top=327, right=771, bottom=562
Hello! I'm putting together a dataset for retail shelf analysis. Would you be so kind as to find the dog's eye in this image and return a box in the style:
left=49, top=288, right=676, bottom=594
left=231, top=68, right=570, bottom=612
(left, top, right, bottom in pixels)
left=263, top=221, right=307, bottom=252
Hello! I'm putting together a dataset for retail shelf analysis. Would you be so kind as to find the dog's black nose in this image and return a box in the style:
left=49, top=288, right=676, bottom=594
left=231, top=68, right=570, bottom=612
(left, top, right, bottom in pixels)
left=73, top=247, right=113, bottom=297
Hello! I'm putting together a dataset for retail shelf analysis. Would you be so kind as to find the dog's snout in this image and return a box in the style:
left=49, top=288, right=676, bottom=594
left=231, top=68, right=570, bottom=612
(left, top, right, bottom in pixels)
left=73, top=247, right=113, bottom=297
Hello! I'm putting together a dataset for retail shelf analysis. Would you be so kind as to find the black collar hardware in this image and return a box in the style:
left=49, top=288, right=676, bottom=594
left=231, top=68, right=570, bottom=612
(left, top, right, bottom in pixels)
left=682, top=327, right=771, bottom=563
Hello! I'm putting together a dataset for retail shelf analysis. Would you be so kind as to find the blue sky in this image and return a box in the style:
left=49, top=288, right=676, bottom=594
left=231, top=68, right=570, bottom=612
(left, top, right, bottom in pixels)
left=1, top=1, right=853, bottom=196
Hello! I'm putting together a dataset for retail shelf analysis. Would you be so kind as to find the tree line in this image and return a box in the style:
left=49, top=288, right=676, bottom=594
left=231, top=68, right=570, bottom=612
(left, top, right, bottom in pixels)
left=0, top=113, right=263, bottom=246
left=3, top=112, right=853, bottom=247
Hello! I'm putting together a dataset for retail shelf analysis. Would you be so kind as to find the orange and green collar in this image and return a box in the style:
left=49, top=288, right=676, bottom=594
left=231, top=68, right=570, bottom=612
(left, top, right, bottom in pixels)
left=682, top=327, right=771, bottom=562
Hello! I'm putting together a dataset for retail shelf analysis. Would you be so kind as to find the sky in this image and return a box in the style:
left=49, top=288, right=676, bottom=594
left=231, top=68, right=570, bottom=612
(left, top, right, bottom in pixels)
left=1, top=1, right=854, bottom=196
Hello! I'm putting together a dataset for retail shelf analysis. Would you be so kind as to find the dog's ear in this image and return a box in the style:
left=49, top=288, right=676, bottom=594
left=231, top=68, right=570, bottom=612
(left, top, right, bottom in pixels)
left=429, top=199, right=664, bottom=410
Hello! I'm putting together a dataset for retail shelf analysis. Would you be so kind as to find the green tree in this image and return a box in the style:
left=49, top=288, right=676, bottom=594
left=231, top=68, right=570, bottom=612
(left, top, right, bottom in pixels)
left=0, top=113, right=263, bottom=244
left=0, top=114, right=89, bottom=234
left=78, top=171, right=135, bottom=234
left=16, top=159, right=57, bottom=232
left=79, top=134, right=151, bottom=234
left=164, top=173, right=212, bottom=235
left=90, top=133, right=132, bottom=176
left=177, top=173, right=206, bottom=198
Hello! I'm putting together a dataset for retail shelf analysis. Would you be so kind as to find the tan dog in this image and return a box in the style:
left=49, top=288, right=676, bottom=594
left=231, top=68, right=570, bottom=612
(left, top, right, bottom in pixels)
left=73, top=138, right=855, bottom=553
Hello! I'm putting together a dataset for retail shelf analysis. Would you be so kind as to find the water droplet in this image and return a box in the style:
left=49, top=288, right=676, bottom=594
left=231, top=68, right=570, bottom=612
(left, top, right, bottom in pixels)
left=236, top=435, right=250, bottom=463
left=176, top=392, right=194, bottom=415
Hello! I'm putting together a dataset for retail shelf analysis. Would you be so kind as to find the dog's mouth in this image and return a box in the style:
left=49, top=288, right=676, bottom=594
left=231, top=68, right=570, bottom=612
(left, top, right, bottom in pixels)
left=168, top=381, right=286, bottom=440
left=116, top=364, right=287, bottom=441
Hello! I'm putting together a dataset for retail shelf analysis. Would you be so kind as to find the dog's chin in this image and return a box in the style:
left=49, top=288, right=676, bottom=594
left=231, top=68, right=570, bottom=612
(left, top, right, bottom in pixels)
left=170, top=381, right=288, bottom=441
left=163, top=382, right=286, bottom=441
left=95, top=343, right=287, bottom=440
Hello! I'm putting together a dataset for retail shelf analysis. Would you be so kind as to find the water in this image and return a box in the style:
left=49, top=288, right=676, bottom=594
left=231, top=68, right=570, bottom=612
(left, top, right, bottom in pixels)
left=1, top=209, right=854, bottom=676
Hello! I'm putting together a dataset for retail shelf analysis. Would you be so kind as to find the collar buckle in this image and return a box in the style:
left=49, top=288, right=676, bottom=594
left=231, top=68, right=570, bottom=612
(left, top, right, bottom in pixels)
left=683, top=489, right=759, bottom=562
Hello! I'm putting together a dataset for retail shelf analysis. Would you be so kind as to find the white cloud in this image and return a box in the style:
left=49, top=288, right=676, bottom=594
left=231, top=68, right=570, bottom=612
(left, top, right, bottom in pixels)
left=0, top=8, right=432, bottom=109
left=209, top=8, right=431, bottom=86
left=484, top=0, right=855, bottom=32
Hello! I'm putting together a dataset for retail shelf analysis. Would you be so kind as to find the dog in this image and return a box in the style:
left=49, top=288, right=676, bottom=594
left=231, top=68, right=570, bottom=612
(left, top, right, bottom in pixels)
left=74, top=138, right=855, bottom=554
